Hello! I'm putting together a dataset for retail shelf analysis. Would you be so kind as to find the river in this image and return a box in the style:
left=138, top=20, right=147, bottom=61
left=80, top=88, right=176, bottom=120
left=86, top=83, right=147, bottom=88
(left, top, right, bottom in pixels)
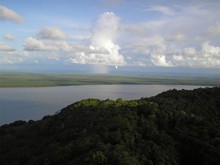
left=0, top=85, right=203, bottom=125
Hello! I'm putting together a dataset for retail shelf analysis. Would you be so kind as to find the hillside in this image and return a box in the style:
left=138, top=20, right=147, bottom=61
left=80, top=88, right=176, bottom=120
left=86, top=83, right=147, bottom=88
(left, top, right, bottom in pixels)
left=0, top=87, right=220, bottom=165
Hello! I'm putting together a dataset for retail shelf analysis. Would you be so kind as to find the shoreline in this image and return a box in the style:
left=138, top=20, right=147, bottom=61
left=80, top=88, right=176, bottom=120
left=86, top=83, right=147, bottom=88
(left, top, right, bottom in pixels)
left=0, top=73, right=219, bottom=87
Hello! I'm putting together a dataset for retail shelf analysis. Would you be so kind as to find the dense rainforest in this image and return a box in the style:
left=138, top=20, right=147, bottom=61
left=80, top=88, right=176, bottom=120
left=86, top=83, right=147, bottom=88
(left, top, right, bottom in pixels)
left=0, top=87, right=220, bottom=165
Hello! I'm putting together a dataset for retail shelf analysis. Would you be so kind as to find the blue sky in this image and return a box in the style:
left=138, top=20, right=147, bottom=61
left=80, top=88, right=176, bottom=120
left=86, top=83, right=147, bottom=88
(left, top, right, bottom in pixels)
left=0, top=0, right=220, bottom=73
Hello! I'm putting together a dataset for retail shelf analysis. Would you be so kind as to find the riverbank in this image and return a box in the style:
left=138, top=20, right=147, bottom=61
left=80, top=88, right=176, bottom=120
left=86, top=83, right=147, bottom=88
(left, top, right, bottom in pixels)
left=0, top=72, right=219, bottom=87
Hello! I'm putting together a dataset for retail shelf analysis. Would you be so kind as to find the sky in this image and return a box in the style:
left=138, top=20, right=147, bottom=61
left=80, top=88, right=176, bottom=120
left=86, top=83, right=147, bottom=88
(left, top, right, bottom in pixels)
left=0, top=0, right=220, bottom=74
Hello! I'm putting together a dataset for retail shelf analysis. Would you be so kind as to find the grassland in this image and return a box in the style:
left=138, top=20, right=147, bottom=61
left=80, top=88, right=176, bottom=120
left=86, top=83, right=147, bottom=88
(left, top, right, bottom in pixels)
left=0, top=72, right=219, bottom=87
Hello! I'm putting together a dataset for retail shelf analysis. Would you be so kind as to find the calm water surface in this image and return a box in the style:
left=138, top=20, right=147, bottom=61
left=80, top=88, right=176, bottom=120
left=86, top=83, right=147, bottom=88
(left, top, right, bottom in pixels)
left=0, top=85, right=203, bottom=125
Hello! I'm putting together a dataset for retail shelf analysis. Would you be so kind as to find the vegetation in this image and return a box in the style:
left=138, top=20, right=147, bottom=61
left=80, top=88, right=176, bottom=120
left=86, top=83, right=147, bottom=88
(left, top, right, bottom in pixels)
left=0, top=72, right=220, bottom=87
left=0, top=87, right=220, bottom=164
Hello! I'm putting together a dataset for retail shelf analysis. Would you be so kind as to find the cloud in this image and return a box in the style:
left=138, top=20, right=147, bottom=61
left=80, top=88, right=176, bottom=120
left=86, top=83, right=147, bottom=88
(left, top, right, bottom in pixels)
left=5, top=51, right=29, bottom=57
left=0, top=51, right=28, bottom=64
left=124, top=20, right=167, bottom=37
left=0, top=56, right=23, bottom=64
left=206, top=22, right=220, bottom=38
left=202, top=41, right=220, bottom=57
left=71, top=34, right=90, bottom=41
left=167, top=33, right=186, bottom=42
left=23, top=37, right=59, bottom=51
left=47, top=54, right=60, bottom=61
left=0, top=41, right=15, bottom=51
left=69, top=12, right=125, bottom=66
left=146, top=5, right=175, bottom=16
left=124, top=35, right=172, bottom=67
left=183, top=47, right=196, bottom=56
left=151, top=54, right=172, bottom=67
left=171, top=42, right=220, bottom=68
left=149, top=37, right=173, bottom=67
left=119, top=2, right=220, bottom=68
left=4, top=34, right=16, bottom=41
left=124, top=31, right=220, bottom=68
left=90, top=12, right=125, bottom=65
left=17, top=2, right=220, bottom=69
left=24, top=32, right=91, bottom=53
left=37, top=27, right=68, bottom=40
left=23, top=26, right=84, bottom=58
left=0, top=5, right=23, bottom=23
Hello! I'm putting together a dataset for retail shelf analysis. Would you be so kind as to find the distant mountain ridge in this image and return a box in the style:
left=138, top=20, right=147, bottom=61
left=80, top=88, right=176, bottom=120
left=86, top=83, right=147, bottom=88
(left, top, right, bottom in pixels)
left=0, top=87, right=220, bottom=165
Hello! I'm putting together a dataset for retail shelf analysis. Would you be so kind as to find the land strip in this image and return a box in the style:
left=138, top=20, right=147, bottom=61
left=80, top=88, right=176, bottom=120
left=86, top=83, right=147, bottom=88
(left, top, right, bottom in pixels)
left=0, top=72, right=219, bottom=87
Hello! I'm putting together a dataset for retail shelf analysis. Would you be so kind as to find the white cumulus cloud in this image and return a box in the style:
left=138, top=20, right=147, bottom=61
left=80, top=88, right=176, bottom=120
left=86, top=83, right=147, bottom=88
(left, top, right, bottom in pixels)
left=23, top=37, right=59, bottom=51
left=70, top=12, right=125, bottom=66
left=0, top=41, right=15, bottom=51
left=4, top=34, right=16, bottom=41
left=0, top=5, right=23, bottom=23
left=202, top=41, right=220, bottom=57
left=37, top=27, right=68, bottom=40
left=171, top=42, right=220, bottom=68
left=151, top=54, right=172, bottom=67
left=15, top=2, right=220, bottom=69
left=150, top=40, right=173, bottom=67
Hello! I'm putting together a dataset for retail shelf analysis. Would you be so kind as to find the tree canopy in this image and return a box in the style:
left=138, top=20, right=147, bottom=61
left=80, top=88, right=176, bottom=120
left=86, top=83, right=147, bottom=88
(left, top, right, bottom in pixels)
left=0, top=87, right=220, bottom=165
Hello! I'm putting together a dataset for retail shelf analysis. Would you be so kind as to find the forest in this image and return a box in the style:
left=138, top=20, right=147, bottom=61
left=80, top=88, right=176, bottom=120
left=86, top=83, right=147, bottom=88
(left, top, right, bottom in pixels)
left=0, top=87, right=220, bottom=165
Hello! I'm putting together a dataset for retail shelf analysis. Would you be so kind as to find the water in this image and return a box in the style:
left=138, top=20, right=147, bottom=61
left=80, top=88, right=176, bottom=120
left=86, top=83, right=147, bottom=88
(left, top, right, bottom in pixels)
left=0, top=85, right=202, bottom=125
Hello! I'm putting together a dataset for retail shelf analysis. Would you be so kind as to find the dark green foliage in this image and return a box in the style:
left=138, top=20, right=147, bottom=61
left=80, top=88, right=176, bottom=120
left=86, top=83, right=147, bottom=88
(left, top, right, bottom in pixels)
left=0, top=87, right=220, bottom=165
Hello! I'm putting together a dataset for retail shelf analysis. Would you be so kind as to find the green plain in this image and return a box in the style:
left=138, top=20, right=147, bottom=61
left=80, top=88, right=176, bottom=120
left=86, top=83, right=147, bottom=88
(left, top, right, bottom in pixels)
left=0, top=72, right=219, bottom=87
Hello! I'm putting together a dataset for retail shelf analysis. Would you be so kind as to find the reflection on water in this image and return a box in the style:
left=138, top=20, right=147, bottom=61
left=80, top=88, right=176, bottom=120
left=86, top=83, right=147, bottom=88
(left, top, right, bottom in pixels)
left=0, top=85, right=202, bottom=125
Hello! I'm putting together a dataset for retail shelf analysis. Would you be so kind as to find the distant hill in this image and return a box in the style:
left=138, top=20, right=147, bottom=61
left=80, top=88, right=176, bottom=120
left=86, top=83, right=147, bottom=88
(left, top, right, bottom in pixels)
left=0, top=87, right=220, bottom=165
